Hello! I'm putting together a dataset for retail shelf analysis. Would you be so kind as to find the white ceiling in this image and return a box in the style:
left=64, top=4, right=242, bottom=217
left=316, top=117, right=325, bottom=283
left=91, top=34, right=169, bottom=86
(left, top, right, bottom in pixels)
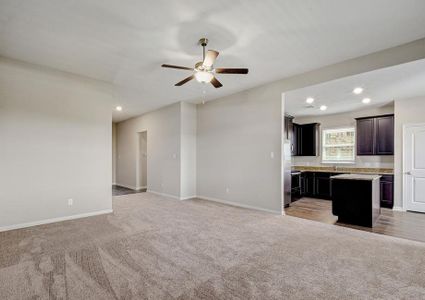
left=1, top=0, right=425, bottom=122
left=285, top=59, right=425, bottom=117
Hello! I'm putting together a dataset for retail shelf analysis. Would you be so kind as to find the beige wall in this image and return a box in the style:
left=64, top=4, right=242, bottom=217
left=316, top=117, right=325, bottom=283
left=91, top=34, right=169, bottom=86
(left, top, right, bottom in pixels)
left=112, top=122, right=117, bottom=184
left=116, top=101, right=197, bottom=199
left=196, top=39, right=425, bottom=213
left=293, top=104, right=395, bottom=168
left=0, top=58, right=113, bottom=229
left=394, top=96, right=425, bottom=209
left=197, top=86, right=283, bottom=213
left=116, top=102, right=181, bottom=195
left=180, top=102, right=197, bottom=199
left=138, top=131, right=147, bottom=188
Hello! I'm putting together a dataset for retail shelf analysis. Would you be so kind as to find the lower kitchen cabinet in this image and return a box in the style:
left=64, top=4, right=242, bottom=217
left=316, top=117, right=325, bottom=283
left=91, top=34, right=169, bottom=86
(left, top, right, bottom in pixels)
left=315, top=174, right=332, bottom=199
left=295, top=172, right=393, bottom=206
left=291, top=172, right=301, bottom=202
left=380, top=175, right=394, bottom=208
left=299, top=172, right=333, bottom=200
left=301, top=172, right=315, bottom=197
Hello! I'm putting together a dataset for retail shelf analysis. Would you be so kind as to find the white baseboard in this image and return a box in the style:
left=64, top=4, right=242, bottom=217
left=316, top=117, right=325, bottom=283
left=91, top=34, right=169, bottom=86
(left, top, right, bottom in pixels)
left=197, top=195, right=281, bottom=214
left=135, top=186, right=147, bottom=190
left=0, top=209, right=113, bottom=232
left=180, top=195, right=197, bottom=200
left=147, top=190, right=181, bottom=200
left=393, top=206, right=406, bottom=212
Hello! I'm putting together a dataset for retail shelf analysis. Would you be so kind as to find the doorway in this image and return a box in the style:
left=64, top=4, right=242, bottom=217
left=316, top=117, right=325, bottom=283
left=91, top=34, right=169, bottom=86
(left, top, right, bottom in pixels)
left=137, top=131, right=147, bottom=190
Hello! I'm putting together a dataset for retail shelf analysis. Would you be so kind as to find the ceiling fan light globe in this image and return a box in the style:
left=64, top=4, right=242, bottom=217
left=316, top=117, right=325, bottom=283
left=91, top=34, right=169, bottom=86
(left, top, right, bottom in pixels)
left=195, top=71, right=213, bottom=83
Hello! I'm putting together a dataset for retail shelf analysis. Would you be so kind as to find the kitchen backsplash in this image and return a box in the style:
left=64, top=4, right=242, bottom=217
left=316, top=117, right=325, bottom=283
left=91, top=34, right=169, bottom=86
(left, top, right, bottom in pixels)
left=293, top=155, right=394, bottom=169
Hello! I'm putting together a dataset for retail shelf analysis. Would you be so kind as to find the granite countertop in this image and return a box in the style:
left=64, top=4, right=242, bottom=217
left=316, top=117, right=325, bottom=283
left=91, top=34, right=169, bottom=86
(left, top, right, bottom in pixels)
left=330, top=174, right=382, bottom=181
left=292, top=166, right=393, bottom=175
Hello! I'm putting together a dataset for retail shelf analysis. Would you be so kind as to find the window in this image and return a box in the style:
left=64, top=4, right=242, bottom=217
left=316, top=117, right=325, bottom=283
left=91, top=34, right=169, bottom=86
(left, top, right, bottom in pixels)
left=322, top=128, right=355, bottom=163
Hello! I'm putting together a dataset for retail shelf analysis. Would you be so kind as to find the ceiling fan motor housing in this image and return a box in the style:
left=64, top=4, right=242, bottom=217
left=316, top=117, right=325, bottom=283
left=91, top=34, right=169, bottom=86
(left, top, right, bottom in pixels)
left=199, top=38, right=208, bottom=47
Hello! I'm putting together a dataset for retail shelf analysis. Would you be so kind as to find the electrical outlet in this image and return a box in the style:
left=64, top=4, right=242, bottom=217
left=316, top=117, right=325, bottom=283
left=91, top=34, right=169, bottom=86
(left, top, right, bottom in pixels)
left=68, top=198, right=73, bottom=206
left=270, top=151, right=275, bottom=159
left=225, top=187, right=230, bottom=194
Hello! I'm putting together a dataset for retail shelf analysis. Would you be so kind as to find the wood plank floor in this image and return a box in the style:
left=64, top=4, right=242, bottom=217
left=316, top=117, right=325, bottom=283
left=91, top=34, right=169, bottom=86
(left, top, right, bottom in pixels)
left=112, top=185, right=146, bottom=196
left=285, top=197, right=425, bottom=244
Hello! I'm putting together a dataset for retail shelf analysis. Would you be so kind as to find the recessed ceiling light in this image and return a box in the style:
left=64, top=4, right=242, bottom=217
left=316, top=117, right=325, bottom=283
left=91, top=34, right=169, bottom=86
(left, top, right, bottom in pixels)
left=306, top=97, right=315, bottom=104
left=353, top=87, right=363, bottom=95
left=362, top=98, right=371, bottom=104
left=320, top=105, right=327, bottom=111
left=116, top=106, right=122, bottom=111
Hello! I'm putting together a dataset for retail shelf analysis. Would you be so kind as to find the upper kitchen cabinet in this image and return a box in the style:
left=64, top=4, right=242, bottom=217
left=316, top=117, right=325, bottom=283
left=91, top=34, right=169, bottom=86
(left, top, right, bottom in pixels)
left=375, top=115, right=394, bottom=155
left=356, top=114, right=394, bottom=155
left=293, top=123, right=320, bottom=156
left=356, top=118, right=375, bottom=155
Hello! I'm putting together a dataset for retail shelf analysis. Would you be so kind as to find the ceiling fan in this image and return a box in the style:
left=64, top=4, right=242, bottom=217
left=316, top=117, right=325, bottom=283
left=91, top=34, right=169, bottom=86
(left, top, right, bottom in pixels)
left=161, top=38, right=249, bottom=88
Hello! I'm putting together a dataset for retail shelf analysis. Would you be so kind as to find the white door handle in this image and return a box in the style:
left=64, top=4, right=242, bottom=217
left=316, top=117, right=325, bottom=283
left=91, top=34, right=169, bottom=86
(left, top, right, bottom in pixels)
left=404, top=171, right=412, bottom=175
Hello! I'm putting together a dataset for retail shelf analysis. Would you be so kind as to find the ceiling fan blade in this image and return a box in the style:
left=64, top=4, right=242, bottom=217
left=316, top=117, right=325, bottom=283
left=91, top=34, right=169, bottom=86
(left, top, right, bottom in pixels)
left=162, top=64, right=193, bottom=71
left=203, top=50, right=219, bottom=68
left=210, top=76, right=223, bottom=88
left=215, top=68, right=249, bottom=74
left=175, top=75, right=195, bottom=86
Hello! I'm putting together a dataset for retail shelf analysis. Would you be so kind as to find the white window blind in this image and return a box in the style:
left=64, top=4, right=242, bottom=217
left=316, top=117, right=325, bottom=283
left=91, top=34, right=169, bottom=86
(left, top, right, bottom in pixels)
left=322, top=128, right=355, bottom=163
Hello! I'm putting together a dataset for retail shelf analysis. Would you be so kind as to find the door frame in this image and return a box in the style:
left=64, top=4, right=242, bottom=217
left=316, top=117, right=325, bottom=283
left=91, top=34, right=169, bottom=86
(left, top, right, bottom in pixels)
left=402, top=123, right=425, bottom=211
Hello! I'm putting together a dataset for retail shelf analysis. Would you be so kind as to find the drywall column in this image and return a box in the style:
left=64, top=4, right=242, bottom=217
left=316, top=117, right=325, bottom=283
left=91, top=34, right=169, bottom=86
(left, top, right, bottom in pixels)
left=197, top=85, right=283, bottom=213
left=112, top=122, right=117, bottom=184
left=180, top=102, right=197, bottom=199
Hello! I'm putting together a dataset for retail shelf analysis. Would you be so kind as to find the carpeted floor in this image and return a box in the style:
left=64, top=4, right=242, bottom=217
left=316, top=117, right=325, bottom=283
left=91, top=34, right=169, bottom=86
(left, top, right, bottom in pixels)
left=1, top=193, right=425, bottom=299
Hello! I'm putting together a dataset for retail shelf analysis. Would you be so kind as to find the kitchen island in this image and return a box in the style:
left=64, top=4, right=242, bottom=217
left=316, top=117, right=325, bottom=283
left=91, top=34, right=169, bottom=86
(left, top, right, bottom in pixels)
left=331, top=174, right=381, bottom=227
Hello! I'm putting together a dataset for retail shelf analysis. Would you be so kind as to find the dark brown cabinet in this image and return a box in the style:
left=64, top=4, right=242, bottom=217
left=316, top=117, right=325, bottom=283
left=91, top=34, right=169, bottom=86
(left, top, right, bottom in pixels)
left=375, top=116, right=394, bottom=155
left=356, top=118, right=375, bottom=155
left=301, top=172, right=316, bottom=196
left=356, top=114, right=394, bottom=155
left=315, top=174, right=332, bottom=199
left=295, top=171, right=394, bottom=207
left=293, top=123, right=320, bottom=156
left=380, top=175, right=394, bottom=208
left=299, top=172, right=334, bottom=200
left=291, top=172, right=301, bottom=203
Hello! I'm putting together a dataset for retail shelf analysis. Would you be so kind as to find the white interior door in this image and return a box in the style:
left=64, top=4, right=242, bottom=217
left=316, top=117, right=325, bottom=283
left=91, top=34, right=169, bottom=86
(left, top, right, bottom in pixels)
left=403, top=124, right=425, bottom=213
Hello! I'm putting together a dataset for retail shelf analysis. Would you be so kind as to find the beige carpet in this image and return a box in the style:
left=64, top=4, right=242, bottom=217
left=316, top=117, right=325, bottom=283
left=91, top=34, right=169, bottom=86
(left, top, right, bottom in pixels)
left=1, top=193, right=425, bottom=299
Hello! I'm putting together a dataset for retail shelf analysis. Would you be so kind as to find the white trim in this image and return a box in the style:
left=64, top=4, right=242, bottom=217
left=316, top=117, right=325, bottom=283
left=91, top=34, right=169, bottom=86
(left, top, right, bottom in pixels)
left=147, top=190, right=181, bottom=200
left=148, top=191, right=281, bottom=213
left=197, top=195, right=281, bottom=214
left=135, top=186, right=147, bottom=190
left=180, top=195, right=197, bottom=200
left=393, top=206, right=406, bottom=212
left=402, top=122, right=425, bottom=212
left=114, top=183, right=138, bottom=190
left=0, top=209, right=113, bottom=232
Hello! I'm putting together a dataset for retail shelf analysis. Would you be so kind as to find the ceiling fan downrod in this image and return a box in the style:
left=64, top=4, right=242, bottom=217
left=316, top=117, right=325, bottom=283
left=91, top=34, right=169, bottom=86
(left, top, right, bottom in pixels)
left=199, top=38, right=208, bottom=61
